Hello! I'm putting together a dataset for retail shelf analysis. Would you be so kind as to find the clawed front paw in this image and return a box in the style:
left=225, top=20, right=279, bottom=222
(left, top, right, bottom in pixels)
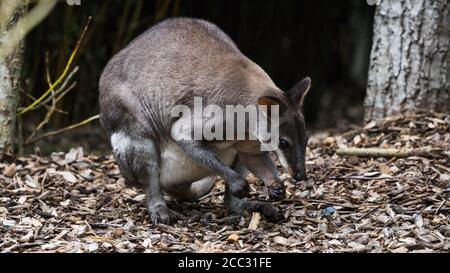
left=268, top=182, right=285, bottom=201
left=228, top=178, right=250, bottom=199
left=242, top=201, right=285, bottom=223
left=149, top=205, right=178, bottom=225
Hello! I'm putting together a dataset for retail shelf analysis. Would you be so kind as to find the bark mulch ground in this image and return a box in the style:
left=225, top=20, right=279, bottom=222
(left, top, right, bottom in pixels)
left=1, top=113, right=449, bottom=253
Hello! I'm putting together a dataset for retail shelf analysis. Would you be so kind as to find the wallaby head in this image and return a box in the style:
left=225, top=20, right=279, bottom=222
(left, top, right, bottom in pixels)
left=258, top=77, right=312, bottom=182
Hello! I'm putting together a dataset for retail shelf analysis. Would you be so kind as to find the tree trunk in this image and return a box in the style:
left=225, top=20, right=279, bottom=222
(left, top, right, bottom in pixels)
left=364, top=0, right=450, bottom=121
left=0, top=2, right=25, bottom=154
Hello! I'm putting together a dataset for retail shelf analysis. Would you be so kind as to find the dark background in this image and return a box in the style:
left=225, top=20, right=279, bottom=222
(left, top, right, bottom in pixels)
left=22, top=0, right=375, bottom=152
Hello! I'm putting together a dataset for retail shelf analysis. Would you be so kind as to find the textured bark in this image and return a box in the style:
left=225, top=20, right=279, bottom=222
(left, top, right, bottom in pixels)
left=365, top=0, right=450, bottom=121
left=0, top=3, right=25, bottom=154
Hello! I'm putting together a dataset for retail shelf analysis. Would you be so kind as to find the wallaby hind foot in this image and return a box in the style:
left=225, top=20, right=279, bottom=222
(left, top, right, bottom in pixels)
left=149, top=204, right=179, bottom=225
left=111, top=133, right=176, bottom=225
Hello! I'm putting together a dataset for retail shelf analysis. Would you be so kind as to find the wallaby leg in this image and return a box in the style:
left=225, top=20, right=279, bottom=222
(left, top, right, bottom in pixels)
left=233, top=158, right=249, bottom=178
left=111, top=133, right=177, bottom=224
left=223, top=157, right=284, bottom=223
left=176, top=140, right=249, bottom=198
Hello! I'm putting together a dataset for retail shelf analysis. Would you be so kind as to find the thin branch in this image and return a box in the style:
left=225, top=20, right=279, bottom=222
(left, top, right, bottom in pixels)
left=18, top=61, right=78, bottom=113
left=26, top=53, right=58, bottom=143
left=21, top=91, right=67, bottom=114
left=45, top=51, right=52, bottom=86
left=18, top=16, right=92, bottom=115
left=25, top=114, right=100, bottom=145
left=54, top=81, right=77, bottom=103
left=41, top=67, right=79, bottom=106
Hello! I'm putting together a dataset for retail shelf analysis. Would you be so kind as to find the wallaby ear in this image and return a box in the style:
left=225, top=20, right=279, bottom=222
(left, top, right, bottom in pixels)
left=257, top=96, right=285, bottom=116
left=258, top=96, right=279, bottom=107
left=288, top=77, right=311, bottom=107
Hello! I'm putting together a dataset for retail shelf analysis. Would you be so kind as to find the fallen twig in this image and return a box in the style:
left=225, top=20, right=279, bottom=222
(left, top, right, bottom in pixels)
left=336, top=147, right=442, bottom=159
left=356, top=207, right=379, bottom=221
left=435, top=200, right=446, bottom=215
left=248, top=212, right=261, bottom=230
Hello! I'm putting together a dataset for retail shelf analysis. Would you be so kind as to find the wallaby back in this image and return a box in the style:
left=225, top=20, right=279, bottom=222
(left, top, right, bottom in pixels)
left=99, top=17, right=283, bottom=142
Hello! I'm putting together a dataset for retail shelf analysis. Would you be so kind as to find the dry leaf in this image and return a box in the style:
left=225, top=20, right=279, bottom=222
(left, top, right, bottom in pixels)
left=364, top=121, right=377, bottom=130
left=24, top=175, right=38, bottom=188
left=113, top=228, right=124, bottom=238
left=3, top=163, right=16, bottom=177
left=273, top=236, right=291, bottom=246
left=414, top=214, right=424, bottom=229
left=2, top=219, right=16, bottom=227
left=87, top=242, right=99, bottom=252
left=379, top=164, right=392, bottom=175
left=18, top=230, right=34, bottom=243
left=0, top=112, right=447, bottom=253
left=58, top=171, right=78, bottom=183
left=348, top=242, right=366, bottom=252
left=227, top=234, right=239, bottom=243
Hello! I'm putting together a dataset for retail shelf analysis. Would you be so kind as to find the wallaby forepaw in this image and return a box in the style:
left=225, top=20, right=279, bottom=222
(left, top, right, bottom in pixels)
left=268, top=182, right=286, bottom=201
left=242, top=201, right=285, bottom=223
left=257, top=203, right=285, bottom=223
left=149, top=205, right=178, bottom=225
left=267, top=209, right=285, bottom=223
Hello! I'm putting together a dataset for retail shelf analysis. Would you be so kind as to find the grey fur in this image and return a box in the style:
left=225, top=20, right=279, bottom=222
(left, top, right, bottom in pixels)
left=99, top=18, right=311, bottom=225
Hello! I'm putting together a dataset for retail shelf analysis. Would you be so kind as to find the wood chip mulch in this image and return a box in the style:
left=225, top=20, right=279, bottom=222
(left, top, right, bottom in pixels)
left=1, top=113, right=449, bottom=253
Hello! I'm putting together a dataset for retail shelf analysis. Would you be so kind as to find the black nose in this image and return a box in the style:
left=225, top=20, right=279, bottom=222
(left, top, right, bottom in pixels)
left=294, top=173, right=307, bottom=182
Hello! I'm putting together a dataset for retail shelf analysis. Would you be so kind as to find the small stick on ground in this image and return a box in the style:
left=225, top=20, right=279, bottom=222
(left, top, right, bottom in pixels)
left=336, top=147, right=442, bottom=159
left=248, top=212, right=261, bottom=230
left=356, top=207, right=379, bottom=221
left=435, top=200, right=446, bottom=215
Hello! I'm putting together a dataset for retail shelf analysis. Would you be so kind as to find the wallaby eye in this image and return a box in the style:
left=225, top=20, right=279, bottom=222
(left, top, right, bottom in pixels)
left=279, top=139, right=290, bottom=149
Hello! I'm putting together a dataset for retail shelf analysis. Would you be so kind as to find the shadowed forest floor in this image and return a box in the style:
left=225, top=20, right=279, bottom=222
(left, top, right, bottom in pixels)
left=1, top=113, right=449, bottom=253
